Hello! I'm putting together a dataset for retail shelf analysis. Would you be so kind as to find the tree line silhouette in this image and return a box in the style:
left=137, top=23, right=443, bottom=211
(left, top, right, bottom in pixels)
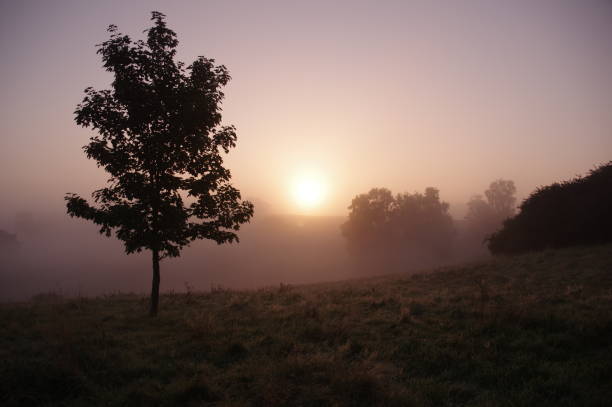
left=488, top=162, right=612, bottom=254
left=341, top=188, right=454, bottom=269
left=342, top=162, right=612, bottom=264
left=341, top=181, right=517, bottom=270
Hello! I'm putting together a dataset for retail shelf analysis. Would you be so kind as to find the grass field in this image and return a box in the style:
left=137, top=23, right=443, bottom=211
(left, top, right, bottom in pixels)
left=2, top=244, right=612, bottom=406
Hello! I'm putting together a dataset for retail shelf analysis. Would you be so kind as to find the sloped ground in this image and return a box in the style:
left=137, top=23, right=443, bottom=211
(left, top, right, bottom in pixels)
left=2, top=244, right=611, bottom=406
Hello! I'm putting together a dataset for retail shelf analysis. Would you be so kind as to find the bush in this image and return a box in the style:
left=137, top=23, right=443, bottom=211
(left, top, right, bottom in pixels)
left=488, top=162, right=612, bottom=254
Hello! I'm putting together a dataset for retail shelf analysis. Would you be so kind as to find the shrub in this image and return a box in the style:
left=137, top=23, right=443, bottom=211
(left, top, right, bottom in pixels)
left=488, top=162, right=612, bottom=254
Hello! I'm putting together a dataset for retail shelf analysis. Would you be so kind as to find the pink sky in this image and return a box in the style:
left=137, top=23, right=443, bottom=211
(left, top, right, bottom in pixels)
left=1, top=0, right=611, bottom=219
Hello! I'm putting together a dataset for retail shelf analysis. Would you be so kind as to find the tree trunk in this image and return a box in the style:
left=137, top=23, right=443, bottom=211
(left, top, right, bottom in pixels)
left=149, top=249, right=160, bottom=316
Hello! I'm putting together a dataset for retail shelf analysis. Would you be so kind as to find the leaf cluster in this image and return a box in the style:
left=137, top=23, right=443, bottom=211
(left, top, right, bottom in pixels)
left=66, top=12, right=253, bottom=258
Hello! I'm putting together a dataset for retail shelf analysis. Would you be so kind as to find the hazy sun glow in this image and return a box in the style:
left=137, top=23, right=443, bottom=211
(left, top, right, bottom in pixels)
left=292, top=173, right=327, bottom=209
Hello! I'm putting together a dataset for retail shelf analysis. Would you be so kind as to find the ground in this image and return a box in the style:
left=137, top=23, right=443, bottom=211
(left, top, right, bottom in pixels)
left=1, top=244, right=612, bottom=406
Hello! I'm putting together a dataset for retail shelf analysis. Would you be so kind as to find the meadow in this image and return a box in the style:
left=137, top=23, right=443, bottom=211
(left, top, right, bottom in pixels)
left=2, top=244, right=611, bottom=406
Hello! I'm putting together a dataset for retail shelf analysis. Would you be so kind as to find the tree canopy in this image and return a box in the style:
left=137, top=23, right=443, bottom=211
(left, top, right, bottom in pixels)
left=65, top=12, right=253, bottom=314
left=465, top=179, right=516, bottom=242
left=341, top=187, right=454, bottom=268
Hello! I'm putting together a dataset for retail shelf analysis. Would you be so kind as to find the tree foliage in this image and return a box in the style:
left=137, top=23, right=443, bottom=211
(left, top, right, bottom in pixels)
left=488, top=162, right=612, bottom=254
left=341, top=187, right=454, bottom=264
left=65, top=12, right=253, bottom=314
left=341, top=188, right=396, bottom=246
left=465, top=179, right=516, bottom=242
left=485, top=179, right=516, bottom=218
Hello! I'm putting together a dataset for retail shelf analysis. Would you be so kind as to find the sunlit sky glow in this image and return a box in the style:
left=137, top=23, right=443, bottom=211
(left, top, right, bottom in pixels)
left=291, top=171, right=327, bottom=211
left=1, top=0, right=611, bottom=219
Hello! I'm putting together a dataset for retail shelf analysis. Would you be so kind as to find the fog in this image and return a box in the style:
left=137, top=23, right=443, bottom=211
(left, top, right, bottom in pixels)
left=0, top=211, right=344, bottom=300
left=1, top=195, right=501, bottom=302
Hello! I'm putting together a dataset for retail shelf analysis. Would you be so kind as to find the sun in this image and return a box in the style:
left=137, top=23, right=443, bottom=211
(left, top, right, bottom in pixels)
left=292, top=173, right=327, bottom=209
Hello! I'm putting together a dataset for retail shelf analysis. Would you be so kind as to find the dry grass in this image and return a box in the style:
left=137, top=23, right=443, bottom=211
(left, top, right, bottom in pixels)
left=1, top=244, right=612, bottom=406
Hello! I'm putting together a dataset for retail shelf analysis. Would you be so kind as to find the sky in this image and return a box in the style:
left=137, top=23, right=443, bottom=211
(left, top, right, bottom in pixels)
left=1, top=0, right=611, bottom=219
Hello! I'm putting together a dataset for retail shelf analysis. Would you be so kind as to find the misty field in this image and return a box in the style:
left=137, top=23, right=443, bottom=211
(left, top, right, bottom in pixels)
left=2, top=245, right=612, bottom=406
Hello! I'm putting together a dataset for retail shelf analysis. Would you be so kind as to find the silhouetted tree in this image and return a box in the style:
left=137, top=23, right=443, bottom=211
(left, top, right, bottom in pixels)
left=394, top=187, right=454, bottom=257
left=485, top=179, right=516, bottom=219
left=65, top=12, right=254, bottom=315
left=341, top=188, right=395, bottom=250
left=341, top=187, right=454, bottom=268
left=465, top=179, right=516, bottom=243
left=488, top=162, right=612, bottom=254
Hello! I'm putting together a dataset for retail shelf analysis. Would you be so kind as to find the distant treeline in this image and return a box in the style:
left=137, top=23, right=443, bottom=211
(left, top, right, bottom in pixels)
left=341, top=187, right=454, bottom=259
left=342, top=161, right=612, bottom=266
left=341, top=180, right=516, bottom=270
left=489, top=161, right=612, bottom=254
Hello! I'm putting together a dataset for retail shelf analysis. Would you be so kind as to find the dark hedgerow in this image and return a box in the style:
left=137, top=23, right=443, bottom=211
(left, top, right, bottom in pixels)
left=488, top=161, right=612, bottom=254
